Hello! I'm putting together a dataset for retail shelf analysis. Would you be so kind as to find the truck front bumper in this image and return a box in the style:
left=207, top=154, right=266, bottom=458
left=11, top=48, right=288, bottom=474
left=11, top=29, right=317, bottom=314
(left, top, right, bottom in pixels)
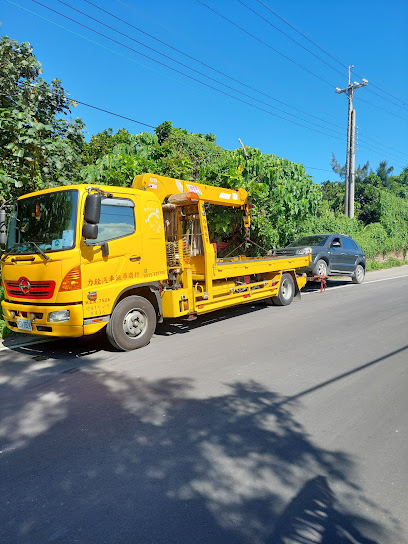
left=1, top=300, right=85, bottom=338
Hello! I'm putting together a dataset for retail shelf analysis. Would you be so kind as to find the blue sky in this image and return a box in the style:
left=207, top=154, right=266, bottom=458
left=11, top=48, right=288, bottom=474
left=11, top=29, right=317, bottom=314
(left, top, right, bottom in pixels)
left=1, top=0, right=408, bottom=183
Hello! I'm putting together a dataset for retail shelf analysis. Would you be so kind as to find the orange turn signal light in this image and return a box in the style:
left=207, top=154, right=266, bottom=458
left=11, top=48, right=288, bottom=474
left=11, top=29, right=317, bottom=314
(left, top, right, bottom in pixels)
left=59, top=266, right=81, bottom=292
left=186, top=192, right=200, bottom=202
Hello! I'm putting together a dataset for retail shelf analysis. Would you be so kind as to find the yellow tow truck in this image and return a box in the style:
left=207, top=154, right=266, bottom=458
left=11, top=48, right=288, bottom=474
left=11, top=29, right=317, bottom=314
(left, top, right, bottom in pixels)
left=1, top=173, right=310, bottom=350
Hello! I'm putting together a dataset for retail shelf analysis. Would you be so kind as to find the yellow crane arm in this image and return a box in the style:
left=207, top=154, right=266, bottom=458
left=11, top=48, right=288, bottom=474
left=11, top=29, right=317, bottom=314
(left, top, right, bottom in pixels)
left=132, top=173, right=248, bottom=207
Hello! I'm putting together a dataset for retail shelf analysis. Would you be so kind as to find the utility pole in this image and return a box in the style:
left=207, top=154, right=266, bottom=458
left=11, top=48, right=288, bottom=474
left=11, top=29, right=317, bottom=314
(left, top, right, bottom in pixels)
left=336, top=66, right=368, bottom=218
left=350, top=109, right=356, bottom=218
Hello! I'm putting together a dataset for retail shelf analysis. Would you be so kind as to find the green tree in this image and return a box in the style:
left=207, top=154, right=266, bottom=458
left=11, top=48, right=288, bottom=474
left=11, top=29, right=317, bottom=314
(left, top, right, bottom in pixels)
left=321, top=180, right=344, bottom=212
left=355, top=173, right=381, bottom=224
left=153, top=123, right=225, bottom=179
left=80, top=133, right=159, bottom=186
left=0, top=36, right=84, bottom=199
left=155, top=120, right=173, bottom=145
left=376, top=160, right=394, bottom=186
left=81, top=128, right=132, bottom=165
left=200, top=147, right=322, bottom=250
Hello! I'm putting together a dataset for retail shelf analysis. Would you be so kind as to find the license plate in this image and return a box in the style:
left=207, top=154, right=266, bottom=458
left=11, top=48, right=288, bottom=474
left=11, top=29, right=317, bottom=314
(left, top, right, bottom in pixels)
left=17, top=318, right=33, bottom=332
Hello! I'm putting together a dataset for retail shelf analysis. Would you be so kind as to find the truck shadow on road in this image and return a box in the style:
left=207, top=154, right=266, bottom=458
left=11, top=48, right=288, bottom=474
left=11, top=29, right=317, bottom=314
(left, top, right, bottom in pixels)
left=0, top=358, right=403, bottom=543
left=155, top=302, right=272, bottom=337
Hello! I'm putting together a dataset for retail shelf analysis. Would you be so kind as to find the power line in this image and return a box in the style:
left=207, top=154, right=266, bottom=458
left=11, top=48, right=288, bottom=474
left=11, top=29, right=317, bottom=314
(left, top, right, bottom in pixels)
left=196, top=0, right=336, bottom=88
left=27, top=0, right=347, bottom=142
left=364, top=87, right=408, bottom=112
left=32, top=0, right=408, bottom=161
left=356, top=142, right=407, bottom=169
left=253, top=0, right=348, bottom=71
left=5, top=0, right=406, bottom=170
left=55, top=0, right=345, bottom=136
left=237, top=0, right=345, bottom=78
left=71, top=100, right=155, bottom=128
left=244, top=0, right=408, bottom=114
left=198, top=0, right=408, bottom=157
left=50, top=2, right=408, bottom=163
left=82, top=0, right=408, bottom=162
left=357, top=134, right=408, bottom=162
left=82, top=0, right=345, bottom=132
left=355, top=96, right=408, bottom=122
left=304, top=166, right=334, bottom=173
left=357, top=137, right=408, bottom=165
left=254, top=0, right=408, bottom=110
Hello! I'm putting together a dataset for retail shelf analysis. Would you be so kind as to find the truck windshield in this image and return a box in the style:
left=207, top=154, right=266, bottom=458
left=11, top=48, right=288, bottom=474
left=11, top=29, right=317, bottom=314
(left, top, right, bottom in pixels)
left=6, top=190, right=78, bottom=255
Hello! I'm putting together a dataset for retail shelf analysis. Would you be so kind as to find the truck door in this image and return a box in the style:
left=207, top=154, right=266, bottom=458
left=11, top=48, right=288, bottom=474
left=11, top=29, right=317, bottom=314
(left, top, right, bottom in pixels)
left=80, top=195, right=143, bottom=319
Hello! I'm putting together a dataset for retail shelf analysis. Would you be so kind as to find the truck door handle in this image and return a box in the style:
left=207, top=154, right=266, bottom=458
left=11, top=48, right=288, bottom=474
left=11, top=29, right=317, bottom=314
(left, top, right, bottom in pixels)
left=129, top=256, right=141, bottom=262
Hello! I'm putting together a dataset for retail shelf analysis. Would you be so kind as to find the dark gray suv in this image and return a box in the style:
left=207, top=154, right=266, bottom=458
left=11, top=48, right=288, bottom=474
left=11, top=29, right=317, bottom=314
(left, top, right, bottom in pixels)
left=276, top=233, right=366, bottom=283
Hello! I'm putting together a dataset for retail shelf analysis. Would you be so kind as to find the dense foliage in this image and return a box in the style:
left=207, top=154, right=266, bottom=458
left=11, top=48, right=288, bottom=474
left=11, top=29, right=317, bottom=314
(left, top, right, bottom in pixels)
left=319, top=156, right=408, bottom=257
left=0, top=37, right=84, bottom=199
left=79, top=121, right=322, bottom=251
left=1, top=37, right=407, bottom=261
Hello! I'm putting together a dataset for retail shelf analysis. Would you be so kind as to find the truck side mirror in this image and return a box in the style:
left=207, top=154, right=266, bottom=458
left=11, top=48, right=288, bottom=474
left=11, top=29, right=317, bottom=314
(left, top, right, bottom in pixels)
left=84, top=193, right=101, bottom=224
left=0, top=209, right=7, bottom=246
left=82, top=222, right=98, bottom=240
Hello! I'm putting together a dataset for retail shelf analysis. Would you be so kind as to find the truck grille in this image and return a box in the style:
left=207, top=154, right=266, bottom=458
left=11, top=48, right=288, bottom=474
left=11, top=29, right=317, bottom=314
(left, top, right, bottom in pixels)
left=5, top=279, right=56, bottom=300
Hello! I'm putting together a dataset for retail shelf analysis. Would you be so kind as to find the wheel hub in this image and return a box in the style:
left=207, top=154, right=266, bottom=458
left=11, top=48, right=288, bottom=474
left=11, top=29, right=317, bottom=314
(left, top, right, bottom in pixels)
left=356, top=267, right=364, bottom=281
left=282, top=279, right=293, bottom=300
left=123, top=309, right=147, bottom=337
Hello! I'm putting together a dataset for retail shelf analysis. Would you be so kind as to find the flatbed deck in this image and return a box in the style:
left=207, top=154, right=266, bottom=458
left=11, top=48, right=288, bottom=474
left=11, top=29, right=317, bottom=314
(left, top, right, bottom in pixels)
left=211, top=254, right=310, bottom=280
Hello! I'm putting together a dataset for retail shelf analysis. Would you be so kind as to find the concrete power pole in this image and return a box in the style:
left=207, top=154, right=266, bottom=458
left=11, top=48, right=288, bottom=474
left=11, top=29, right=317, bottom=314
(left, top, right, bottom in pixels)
left=336, top=66, right=368, bottom=218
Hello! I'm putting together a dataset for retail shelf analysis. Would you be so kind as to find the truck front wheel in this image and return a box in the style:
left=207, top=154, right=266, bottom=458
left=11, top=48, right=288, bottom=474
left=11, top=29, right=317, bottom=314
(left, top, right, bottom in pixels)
left=106, top=295, right=156, bottom=351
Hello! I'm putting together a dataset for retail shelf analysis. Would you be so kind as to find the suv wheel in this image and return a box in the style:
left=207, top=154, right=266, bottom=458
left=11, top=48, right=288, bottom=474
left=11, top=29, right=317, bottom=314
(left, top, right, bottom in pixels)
left=313, top=259, right=328, bottom=276
left=352, top=264, right=365, bottom=284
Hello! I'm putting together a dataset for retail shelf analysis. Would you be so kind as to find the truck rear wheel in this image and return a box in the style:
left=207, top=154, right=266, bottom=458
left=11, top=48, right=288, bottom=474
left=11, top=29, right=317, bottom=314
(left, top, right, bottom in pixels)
left=269, top=273, right=295, bottom=306
left=106, top=295, right=156, bottom=351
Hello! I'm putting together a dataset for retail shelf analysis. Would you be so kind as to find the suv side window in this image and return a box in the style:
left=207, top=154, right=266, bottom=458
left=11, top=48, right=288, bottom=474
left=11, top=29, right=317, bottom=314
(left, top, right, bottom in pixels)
left=342, top=237, right=355, bottom=250
left=331, top=236, right=342, bottom=248
left=95, top=198, right=135, bottom=243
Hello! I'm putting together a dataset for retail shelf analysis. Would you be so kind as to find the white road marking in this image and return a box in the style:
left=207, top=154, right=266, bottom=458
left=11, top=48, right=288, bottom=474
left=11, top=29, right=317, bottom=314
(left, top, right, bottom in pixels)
left=365, top=274, right=408, bottom=284
left=303, top=273, right=408, bottom=295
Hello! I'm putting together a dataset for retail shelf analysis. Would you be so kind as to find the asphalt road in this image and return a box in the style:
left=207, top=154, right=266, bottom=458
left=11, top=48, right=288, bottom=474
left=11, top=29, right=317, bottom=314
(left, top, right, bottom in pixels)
left=1, top=266, right=407, bottom=544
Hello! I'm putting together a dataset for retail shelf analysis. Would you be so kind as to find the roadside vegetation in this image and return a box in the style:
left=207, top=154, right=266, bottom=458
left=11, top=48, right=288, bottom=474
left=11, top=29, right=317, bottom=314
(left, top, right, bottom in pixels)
left=366, top=258, right=408, bottom=271
left=1, top=36, right=407, bottom=337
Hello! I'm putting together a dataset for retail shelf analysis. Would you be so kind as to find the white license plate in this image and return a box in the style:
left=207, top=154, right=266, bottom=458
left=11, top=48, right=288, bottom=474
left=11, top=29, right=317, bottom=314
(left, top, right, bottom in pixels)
left=17, top=318, right=33, bottom=332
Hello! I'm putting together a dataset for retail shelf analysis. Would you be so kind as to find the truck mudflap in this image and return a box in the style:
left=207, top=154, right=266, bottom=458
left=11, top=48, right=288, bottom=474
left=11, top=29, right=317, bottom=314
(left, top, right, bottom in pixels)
left=295, top=273, right=307, bottom=300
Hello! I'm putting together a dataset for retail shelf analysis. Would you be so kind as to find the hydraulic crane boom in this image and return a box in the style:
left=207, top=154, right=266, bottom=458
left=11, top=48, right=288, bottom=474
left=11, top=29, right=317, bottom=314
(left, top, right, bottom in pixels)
left=132, top=173, right=248, bottom=207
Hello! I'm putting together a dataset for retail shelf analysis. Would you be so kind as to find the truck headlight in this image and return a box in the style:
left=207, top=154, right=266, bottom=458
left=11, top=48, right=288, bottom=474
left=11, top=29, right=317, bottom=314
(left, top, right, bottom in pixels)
left=47, top=310, right=70, bottom=323
left=295, top=247, right=312, bottom=255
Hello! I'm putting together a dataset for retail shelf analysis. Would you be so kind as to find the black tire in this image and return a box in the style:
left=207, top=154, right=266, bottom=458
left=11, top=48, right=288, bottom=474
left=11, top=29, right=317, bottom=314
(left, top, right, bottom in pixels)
left=313, top=259, right=328, bottom=276
left=352, top=264, right=365, bottom=284
left=106, top=295, right=156, bottom=351
left=270, top=273, right=295, bottom=306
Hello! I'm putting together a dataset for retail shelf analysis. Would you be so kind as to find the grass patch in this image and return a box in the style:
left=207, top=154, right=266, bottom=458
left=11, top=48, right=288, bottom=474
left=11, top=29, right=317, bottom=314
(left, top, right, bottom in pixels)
left=0, top=319, right=12, bottom=339
left=367, top=258, right=408, bottom=271
left=0, top=285, right=13, bottom=339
